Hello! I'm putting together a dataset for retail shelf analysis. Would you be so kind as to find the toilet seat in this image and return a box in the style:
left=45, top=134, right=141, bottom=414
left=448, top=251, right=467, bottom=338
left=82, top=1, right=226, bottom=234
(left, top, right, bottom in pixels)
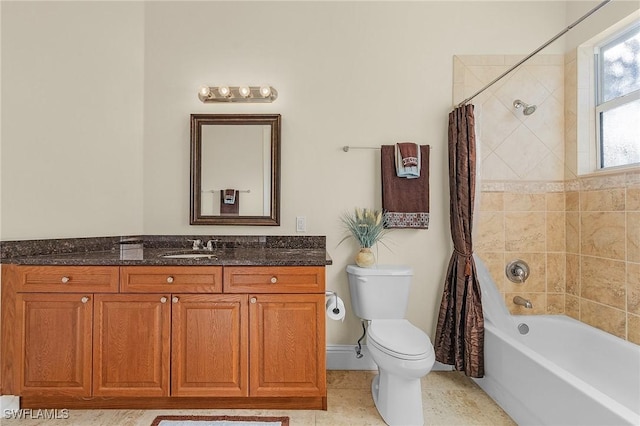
left=368, top=319, right=432, bottom=360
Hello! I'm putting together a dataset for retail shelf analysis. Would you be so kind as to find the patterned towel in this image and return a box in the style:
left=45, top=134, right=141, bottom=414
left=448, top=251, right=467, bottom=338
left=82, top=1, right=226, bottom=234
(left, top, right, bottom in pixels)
left=395, top=142, right=421, bottom=178
left=381, top=144, right=430, bottom=228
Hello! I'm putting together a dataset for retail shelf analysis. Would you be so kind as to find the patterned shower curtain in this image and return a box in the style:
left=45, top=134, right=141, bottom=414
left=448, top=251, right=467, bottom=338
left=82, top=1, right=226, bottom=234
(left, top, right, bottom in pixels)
left=434, top=104, right=484, bottom=378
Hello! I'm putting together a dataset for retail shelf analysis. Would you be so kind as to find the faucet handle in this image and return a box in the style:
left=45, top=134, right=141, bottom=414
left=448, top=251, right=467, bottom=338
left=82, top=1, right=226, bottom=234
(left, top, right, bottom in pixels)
left=205, top=239, right=219, bottom=250
left=506, top=260, right=530, bottom=283
left=188, top=239, right=202, bottom=250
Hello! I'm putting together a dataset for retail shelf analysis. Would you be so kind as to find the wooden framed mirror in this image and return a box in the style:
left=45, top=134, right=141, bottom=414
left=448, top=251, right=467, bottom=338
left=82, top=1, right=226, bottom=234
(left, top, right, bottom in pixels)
left=190, top=114, right=281, bottom=225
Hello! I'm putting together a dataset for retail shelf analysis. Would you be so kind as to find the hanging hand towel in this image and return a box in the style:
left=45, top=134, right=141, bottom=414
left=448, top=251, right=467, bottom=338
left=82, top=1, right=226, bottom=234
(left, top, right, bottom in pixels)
left=395, top=142, right=421, bottom=178
left=220, top=189, right=239, bottom=215
left=381, top=144, right=429, bottom=228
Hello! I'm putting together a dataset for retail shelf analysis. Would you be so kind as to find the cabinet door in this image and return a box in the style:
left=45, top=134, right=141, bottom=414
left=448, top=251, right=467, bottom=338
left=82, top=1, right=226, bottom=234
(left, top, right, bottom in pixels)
left=171, top=294, right=248, bottom=397
left=16, top=293, right=93, bottom=396
left=249, top=294, right=326, bottom=397
left=93, top=294, right=170, bottom=397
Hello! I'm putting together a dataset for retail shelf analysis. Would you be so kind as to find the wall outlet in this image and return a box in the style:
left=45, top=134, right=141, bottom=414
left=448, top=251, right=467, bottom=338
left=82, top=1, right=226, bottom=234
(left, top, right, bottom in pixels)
left=296, top=216, right=306, bottom=232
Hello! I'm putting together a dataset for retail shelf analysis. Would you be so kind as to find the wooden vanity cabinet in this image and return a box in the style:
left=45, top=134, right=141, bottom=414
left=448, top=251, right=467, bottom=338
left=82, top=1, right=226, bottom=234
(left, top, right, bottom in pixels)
left=3, top=263, right=326, bottom=409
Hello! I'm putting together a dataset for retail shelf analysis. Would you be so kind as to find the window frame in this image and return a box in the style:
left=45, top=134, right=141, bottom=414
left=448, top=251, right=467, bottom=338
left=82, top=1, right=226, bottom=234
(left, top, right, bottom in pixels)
left=593, top=22, right=640, bottom=170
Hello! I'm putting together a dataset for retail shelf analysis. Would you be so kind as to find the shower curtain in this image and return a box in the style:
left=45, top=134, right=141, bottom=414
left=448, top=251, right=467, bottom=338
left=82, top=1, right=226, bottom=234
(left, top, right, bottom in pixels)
left=434, top=104, right=484, bottom=378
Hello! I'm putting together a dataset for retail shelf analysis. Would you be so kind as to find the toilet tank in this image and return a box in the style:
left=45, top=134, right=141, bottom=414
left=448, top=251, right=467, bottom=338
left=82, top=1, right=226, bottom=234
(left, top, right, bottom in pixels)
left=346, top=265, right=413, bottom=320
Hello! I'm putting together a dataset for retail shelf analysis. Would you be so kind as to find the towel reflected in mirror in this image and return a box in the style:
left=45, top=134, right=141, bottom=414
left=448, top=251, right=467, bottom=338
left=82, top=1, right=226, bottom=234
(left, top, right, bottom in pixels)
left=220, top=189, right=239, bottom=215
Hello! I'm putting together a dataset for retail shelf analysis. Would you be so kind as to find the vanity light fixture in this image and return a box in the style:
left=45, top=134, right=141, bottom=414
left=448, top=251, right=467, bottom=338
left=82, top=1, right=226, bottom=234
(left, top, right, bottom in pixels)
left=218, top=85, right=231, bottom=98
left=198, top=85, right=278, bottom=103
left=238, top=86, right=251, bottom=98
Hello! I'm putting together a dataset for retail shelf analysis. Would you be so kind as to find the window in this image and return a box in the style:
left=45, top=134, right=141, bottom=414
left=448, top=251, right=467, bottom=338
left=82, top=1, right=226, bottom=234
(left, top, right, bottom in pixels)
left=595, top=23, right=640, bottom=169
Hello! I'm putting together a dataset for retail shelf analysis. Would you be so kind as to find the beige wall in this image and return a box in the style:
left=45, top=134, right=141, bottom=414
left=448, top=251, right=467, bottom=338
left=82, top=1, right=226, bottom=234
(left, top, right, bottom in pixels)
left=3, top=1, right=633, bottom=348
left=564, top=1, right=640, bottom=51
left=1, top=1, right=145, bottom=240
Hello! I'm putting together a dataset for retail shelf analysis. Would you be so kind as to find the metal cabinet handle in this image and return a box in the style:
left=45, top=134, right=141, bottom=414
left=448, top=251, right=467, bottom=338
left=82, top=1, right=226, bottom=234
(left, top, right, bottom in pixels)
left=172, top=296, right=179, bottom=304
left=81, top=296, right=90, bottom=304
left=270, top=276, right=277, bottom=284
left=166, top=276, right=174, bottom=283
left=250, top=297, right=257, bottom=304
left=61, top=276, right=70, bottom=284
left=160, top=296, right=168, bottom=304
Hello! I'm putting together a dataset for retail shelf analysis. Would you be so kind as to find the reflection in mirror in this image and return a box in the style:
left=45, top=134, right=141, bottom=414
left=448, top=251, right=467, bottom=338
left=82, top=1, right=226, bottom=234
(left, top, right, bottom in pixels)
left=200, top=125, right=271, bottom=216
left=190, top=114, right=280, bottom=225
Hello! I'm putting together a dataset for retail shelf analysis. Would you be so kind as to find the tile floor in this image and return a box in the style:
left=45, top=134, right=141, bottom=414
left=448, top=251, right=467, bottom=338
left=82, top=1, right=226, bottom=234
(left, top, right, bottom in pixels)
left=2, top=371, right=515, bottom=425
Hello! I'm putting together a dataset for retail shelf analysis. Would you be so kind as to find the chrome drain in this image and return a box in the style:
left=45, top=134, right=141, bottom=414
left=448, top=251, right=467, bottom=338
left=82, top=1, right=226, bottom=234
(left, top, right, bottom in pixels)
left=517, top=323, right=530, bottom=335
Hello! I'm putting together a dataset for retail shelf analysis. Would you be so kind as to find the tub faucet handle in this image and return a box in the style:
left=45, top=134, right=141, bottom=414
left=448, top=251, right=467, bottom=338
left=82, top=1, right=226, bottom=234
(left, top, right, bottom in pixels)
left=506, top=260, right=530, bottom=283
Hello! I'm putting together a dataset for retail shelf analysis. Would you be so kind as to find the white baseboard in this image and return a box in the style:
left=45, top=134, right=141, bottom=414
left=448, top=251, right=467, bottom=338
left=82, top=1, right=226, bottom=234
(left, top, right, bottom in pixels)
left=326, top=345, right=453, bottom=371
left=326, top=344, right=378, bottom=370
left=0, top=395, right=20, bottom=411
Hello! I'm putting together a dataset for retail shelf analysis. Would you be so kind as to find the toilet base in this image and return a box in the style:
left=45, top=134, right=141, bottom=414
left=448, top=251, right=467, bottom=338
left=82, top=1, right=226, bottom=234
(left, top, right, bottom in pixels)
left=371, top=370, right=424, bottom=426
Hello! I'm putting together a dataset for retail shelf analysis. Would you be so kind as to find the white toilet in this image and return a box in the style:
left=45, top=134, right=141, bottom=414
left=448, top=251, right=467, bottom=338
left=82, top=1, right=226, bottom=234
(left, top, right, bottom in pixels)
left=346, top=265, right=435, bottom=426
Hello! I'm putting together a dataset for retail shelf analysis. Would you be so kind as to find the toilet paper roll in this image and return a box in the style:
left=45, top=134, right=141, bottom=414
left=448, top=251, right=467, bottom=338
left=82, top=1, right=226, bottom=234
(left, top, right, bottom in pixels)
left=326, top=295, right=346, bottom=321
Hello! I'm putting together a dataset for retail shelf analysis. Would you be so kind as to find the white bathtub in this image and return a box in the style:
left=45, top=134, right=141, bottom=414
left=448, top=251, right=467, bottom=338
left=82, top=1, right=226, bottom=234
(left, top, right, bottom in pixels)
left=473, top=256, right=640, bottom=426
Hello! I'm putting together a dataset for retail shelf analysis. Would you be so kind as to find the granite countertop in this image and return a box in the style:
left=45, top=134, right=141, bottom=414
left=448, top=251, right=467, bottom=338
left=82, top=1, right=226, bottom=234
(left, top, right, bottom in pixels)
left=0, top=235, right=333, bottom=267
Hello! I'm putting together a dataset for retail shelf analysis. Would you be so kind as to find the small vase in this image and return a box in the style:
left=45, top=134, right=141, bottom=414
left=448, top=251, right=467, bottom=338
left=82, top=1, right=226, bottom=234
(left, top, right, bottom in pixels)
left=355, top=247, right=375, bottom=268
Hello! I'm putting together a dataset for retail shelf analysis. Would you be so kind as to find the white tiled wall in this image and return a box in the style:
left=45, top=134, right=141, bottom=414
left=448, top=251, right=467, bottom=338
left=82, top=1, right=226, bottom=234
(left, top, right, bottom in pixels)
left=453, top=55, right=564, bottom=182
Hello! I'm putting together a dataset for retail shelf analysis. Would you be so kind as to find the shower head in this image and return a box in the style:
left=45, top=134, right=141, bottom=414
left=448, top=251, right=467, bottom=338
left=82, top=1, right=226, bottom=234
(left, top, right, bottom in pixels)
left=513, top=99, right=537, bottom=116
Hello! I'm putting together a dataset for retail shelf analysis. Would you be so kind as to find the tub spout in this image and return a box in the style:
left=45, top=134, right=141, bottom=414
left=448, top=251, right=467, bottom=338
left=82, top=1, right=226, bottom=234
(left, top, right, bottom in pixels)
left=513, top=296, right=533, bottom=309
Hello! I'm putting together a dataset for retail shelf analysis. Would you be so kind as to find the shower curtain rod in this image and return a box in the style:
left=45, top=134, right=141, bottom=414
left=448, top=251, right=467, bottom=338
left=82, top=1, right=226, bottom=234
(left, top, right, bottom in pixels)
left=457, top=0, right=612, bottom=107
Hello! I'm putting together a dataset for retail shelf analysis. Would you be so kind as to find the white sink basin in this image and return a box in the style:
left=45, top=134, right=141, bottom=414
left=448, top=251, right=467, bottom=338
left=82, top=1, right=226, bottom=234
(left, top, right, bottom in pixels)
left=161, top=253, right=217, bottom=259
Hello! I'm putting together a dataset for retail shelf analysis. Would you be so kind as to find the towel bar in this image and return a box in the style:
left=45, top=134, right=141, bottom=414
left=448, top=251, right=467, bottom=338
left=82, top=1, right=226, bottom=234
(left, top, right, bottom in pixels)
left=343, top=145, right=431, bottom=152
left=202, top=189, right=251, bottom=193
left=342, top=146, right=379, bottom=152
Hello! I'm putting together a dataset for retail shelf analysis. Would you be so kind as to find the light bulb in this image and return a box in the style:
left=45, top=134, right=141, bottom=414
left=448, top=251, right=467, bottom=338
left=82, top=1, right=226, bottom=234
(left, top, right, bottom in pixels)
left=199, top=86, right=211, bottom=97
left=239, top=86, right=251, bottom=98
left=218, top=85, right=230, bottom=97
left=259, top=86, right=272, bottom=98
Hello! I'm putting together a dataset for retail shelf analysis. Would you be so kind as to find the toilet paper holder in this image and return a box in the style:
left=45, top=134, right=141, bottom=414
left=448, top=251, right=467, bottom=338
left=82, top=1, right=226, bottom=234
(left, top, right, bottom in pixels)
left=325, top=290, right=340, bottom=314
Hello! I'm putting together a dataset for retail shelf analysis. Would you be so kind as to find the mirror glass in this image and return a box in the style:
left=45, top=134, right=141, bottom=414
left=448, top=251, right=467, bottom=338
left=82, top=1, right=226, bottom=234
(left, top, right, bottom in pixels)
left=190, top=114, right=280, bottom=225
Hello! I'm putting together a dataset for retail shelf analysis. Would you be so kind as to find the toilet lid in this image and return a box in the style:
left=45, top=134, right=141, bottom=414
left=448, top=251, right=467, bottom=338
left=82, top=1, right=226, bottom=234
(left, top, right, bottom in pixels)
left=368, top=319, right=433, bottom=359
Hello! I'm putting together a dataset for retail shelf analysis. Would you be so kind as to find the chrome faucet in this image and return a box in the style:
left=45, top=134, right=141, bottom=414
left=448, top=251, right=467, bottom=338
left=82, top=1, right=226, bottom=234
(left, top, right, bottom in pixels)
left=188, top=239, right=203, bottom=250
left=513, top=296, right=533, bottom=309
left=205, top=239, right=219, bottom=251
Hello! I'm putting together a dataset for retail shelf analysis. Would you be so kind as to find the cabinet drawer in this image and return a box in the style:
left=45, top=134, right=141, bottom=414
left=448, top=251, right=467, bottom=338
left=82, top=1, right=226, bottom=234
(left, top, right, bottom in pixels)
left=15, top=266, right=119, bottom=293
left=121, top=266, right=222, bottom=293
left=224, top=266, right=325, bottom=293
